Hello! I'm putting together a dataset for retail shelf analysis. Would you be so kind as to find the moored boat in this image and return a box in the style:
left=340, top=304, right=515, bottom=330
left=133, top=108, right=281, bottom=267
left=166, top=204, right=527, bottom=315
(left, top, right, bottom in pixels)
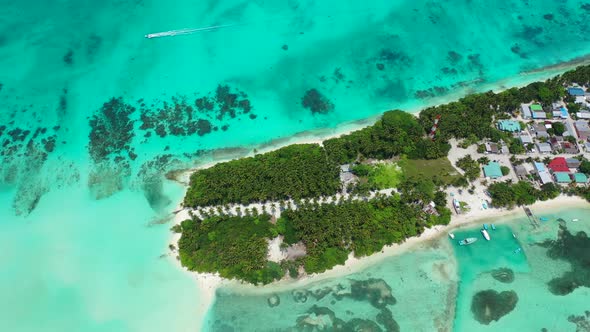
left=491, top=223, right=496, bottom=230
left=483, top=224, right=488, bottom=230
left=458, top=237, right=478, bottom=246
left=481, top=229, right=491, bottom=241
left=449, top=233, right=455, bottom=239
left=572, top=218, right=579, bottom=222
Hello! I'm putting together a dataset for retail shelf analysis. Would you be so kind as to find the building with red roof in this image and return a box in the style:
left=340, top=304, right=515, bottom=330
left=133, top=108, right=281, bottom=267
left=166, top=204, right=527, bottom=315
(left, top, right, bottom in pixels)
left=548, top=157, right=569, bottom=172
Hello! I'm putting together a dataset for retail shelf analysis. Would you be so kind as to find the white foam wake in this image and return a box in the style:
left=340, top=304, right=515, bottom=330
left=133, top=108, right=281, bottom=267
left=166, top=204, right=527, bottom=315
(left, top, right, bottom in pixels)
left=144, top=23, right=238, bottom=39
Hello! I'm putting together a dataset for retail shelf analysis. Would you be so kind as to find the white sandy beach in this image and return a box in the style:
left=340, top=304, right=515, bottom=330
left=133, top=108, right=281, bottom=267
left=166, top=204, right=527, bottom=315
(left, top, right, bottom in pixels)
left=170, top=189, right=588, bottom=302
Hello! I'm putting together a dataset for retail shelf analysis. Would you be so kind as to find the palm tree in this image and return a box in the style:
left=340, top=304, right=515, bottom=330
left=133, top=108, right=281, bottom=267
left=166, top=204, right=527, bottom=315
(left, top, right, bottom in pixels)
left=270, top=202, right=277, bottom=215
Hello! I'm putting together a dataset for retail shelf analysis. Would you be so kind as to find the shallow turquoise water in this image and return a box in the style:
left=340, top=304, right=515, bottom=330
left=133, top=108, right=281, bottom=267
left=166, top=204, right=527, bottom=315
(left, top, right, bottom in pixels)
left=2, top=0, right=590, bottom=331
left=452, top=208, right=590, bottom=331
left=207, top=242, right=456, bottom=331
left=206, top=207, right=590, bottom=331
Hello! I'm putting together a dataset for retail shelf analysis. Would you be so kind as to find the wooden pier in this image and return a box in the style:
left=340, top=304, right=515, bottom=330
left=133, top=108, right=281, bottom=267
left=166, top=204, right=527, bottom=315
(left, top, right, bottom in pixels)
left=523, top=207, right=540, bottom=228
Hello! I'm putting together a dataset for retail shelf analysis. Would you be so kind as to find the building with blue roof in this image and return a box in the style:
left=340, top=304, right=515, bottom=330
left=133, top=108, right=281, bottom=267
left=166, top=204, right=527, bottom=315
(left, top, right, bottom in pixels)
left=483, top=162, right=503, bottom=179
left=568, top=87, right=585, bottom=96
left=534, top=162, right=546, bottom=172
left=574, top=173, right=588, bottom=184
left=560, top=107, right=569, bottom=119
left=554, top=172, right=572, bottom=183
left=497, top=120, right=521, bottom=132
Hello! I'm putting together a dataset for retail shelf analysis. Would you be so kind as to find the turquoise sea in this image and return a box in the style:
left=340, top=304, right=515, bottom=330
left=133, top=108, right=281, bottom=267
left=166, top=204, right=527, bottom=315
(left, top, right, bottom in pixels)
left=1, top=1, right=590, bottom=331
left=206, top=207, right=590, bottom=331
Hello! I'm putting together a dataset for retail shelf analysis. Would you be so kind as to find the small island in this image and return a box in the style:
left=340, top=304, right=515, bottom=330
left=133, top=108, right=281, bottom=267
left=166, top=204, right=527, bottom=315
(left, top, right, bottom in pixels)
left=174, top=65, right=590, bottom=285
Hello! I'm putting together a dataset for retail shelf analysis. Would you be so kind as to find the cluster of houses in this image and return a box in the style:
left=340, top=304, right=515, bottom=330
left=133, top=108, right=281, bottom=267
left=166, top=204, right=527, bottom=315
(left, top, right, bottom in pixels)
left=524, top=157, right=587, bottom=185
left=479, top=86, right=590, bottom=187
left=481, top=156, right=588, bottom=186
left=499, top=87, right=590, bottom=156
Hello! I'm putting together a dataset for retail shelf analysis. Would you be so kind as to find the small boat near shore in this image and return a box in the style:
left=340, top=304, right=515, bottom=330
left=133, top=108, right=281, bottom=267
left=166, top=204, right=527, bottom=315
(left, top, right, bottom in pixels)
left=481, top=229, right=491, bottom=241
left=572, top=218, right=579, bottom=222
left=449, top=233, right=455, bottom=239
left=491, top=224, right=496, bottom=230
left=458, top=237, right=478, bottom=246
left=483, top=224, right=488, bottom=230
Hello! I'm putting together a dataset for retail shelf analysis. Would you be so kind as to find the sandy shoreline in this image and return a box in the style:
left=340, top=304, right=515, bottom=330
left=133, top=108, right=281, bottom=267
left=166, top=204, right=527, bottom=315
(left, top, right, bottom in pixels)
left=164, top=61, right=590, bottom=323
left=170, top=193, right=588, bottom=305
left=212, top=195, right=588, bottom=296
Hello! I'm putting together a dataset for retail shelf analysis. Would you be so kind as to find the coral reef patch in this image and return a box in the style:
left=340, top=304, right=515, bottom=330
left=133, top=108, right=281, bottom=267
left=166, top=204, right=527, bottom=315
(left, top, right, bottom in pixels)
left=537, top=221, right=590, bottom=296
left=302, top=88, right=334, bottom=114
left=567, top=310, right=590, bottom=331
left=471, top=290, right=518, bottom=325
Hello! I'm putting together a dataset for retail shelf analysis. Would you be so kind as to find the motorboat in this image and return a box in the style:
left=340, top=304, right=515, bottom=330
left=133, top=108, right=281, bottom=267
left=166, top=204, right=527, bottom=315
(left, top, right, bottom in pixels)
left=458, top=237, right=478, bottom=246
left=514, top=247, right=522, bottom=254
left=481, top=229, right=491, bottom=241
left=483, top=224, right=488, bottom=230
left=491, top=224, right=496, bottom=230
left=512, top=233, right=517, bottom=238
left=449, top=233, right=455, bottom=239
left=572, top=218, right=579, bottom=222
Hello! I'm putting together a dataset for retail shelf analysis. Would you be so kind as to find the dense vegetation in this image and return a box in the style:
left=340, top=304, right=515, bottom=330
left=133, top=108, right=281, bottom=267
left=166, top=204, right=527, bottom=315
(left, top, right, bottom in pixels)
left=280, top=178, right=450, bottom=274
left=456, top=155, right=481, bottom=181
left=177, top=176, right=451, bottom=282
left=487, top=181, right=560, bottom=208
left=184, top=144, right=340, bottom=207
left=177, top=214, right=283, bottom=284
left=323, top=110, right=451, bottom=164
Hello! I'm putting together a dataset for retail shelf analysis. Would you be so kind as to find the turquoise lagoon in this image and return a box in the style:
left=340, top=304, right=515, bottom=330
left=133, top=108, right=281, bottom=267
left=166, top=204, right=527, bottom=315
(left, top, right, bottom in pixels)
left=205, top=207, right=590, bottom=332
left=2, top=0, right=590, bottom=331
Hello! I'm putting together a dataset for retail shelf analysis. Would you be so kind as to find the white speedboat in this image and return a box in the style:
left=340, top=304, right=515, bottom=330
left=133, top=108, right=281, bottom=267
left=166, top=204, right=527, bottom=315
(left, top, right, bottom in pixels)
left=458, top=237, right=478, bottom=246
left=449, top=233, right=455, bottom=239
left=481, top=229, right=491, bottom=241
left=572, top=218, right=579, bottom=222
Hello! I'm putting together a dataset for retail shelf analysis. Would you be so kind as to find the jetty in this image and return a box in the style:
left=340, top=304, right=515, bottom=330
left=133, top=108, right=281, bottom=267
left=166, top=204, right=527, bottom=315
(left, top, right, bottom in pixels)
left=523, top=207, right=540, bottom=228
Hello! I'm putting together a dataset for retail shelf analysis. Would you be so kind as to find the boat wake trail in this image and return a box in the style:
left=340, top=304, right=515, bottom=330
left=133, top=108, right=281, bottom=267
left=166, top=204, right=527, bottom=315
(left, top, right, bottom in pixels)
left=144, top=23, right=240, bottom=39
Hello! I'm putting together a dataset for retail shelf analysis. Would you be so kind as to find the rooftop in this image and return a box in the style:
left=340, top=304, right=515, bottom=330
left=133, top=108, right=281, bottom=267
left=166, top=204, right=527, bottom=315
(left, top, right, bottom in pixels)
left=554, top=172, right=572, bottom=183
left=539, top=171, right=553, bottom=184
left=483, top=162, right=503, bottom=179
left=530, top=104, right=543, bottom=111
left=548, top=157, right=569, bottom=172
left=534, top=162, right=546, bottom=172
left=536, top=143, right=552, bottom=153
left=519, top=135, right=533, bottom=144
left=497, top=120, right=521, bottom=132
left=574, top=173, right=588, bottom=183
left=568, top=87, right=586, bottom=96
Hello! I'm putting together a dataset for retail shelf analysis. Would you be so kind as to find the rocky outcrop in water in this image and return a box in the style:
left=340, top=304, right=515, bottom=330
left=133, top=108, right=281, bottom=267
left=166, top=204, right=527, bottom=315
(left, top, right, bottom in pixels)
left=471, top=290, right=518, bottom=325
left=267, top=294, right=280, bottom=308
left=491, top=268, right=515, bottom=283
